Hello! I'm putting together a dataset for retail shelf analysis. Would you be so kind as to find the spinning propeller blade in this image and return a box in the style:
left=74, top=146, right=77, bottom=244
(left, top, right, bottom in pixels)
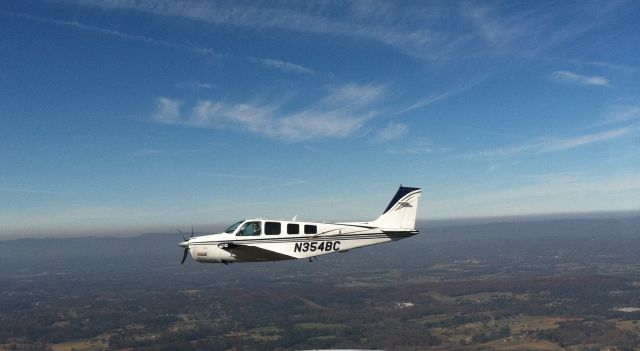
left=178, top=227, right=194, bottom=265
left=180, top=247, right=189, bottom=264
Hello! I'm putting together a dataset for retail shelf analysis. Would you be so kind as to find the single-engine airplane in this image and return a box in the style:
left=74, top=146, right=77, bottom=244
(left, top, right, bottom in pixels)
left=179, top=186, right=421, bottom=264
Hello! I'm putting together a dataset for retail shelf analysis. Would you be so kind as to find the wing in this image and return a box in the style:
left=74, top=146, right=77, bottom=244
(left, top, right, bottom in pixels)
left=218, top=242, right=296, bottom=261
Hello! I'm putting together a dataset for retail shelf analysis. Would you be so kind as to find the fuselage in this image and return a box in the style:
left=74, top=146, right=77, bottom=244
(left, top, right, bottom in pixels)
left=184, top=219, right=417, bottom=263
left=178, top=186, right=422, bottom=264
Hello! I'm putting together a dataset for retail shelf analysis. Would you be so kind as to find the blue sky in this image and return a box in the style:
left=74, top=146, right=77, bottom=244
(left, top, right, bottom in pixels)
left=1, top=0, right=639, bottom=237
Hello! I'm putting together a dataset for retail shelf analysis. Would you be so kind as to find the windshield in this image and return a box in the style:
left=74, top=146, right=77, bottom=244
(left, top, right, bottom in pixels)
left=224, top=220, right=244, bottom=234
left=237, top=221, right=262, bottom=236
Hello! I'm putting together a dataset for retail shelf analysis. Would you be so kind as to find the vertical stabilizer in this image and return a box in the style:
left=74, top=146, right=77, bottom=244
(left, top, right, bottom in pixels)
left=370, top=186, right=421, bottom=230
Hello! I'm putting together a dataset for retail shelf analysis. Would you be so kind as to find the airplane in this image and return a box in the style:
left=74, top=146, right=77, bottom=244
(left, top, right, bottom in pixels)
left=179, top=185, right=421, bottom=264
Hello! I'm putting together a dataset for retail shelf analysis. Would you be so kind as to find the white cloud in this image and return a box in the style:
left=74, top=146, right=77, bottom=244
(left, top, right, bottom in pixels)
left=602, top=105, right=640, bottom=125
left=376, top=122, right=408, bottom=141
left=538, top=127, right=630, bottom=152
left=6, top=12, right=229, bottom=59
left=462, top=2, right=622, bottom=58
left=274, top=111, right=369, bottom=140
left=395, top=76, right=486, bottom=115
left=550, top=70, right=611, bottom=87
left=321, top=82, right=386, bottom=107
left=386, top=140, right=449, bottom=155
left=154, top=98, right=181, bottom=123
left=463, top=4, right=531, bottom=49
left=176, top=80, right=214, bottom=90
left=469, top=124, right=639, bottom=159
left=572, top=59, right=638, bottom=73
left=68, top=0, right=444, bottom=60
left=249, top=57, right=315, bottom=75
left=25, top=0, right=621, bottom=68
left=7, top=12, right=316, bottom=76
left=153, top=83, right=386, bottom=141
left=64, top=0, right=615, bottom=63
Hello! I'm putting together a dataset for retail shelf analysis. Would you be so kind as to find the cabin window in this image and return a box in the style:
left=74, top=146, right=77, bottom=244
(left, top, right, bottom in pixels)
left=287, top=223, right=299, bottom=234
left=304, top=224, right=317, bottom=234
left=237, top=221, right=261, bottom=236
left=265, top=222, right=281, bottom=235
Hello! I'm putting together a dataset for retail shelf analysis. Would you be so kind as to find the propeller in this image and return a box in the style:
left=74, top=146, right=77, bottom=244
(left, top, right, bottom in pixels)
left=178, top=226, right=195, bottom=265
left=180, top=246, right=189, bottom=264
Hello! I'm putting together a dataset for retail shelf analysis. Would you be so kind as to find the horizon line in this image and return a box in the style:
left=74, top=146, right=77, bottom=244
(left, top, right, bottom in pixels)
left=2, top=209, right=638, bottom=241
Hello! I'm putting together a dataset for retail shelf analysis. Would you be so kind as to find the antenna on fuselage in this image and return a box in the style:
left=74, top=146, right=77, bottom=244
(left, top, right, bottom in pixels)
left=292, top=214, right=298, bottom=221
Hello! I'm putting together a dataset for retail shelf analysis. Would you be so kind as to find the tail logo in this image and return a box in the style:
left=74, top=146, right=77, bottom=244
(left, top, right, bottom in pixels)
left=395, top=201, right=413, bottom=210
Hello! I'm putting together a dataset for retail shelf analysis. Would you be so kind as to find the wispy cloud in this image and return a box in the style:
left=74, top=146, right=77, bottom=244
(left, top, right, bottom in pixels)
left=63, top=0, right=616, bottom=63
left=550, top=70, right=611, bottom=87
left=4, top=11, right=314, bottom=76
left=462, top=2, right=621, bottom=58
left=176, top=80, right=214, bottom=90
left=30, top=0, right=622, bottom=68
left=395, top=77, right=486, bottom=114
left=376, top=122, right=408, bottom=141
left=4, top=11, right=227, bottom=59
left=152, top=83, right=386, bottom=141
left=386, top=140, right=450, bottom=155
left=462, top=4, right=532, bottom=50
left=601, top=105, right=640, bottom=125
left=537, top=128, right=630, bottom=152
left=62, top=0, right=446, bottom=60
left=154, top=98, right=182, bottom=124
left=570, top=59, right=638, bottom=73
left=585, top=103, right=640, bottom=128
left=469, top=124, right=639, bottom=159
left=249, top=57, right=315, bottom=75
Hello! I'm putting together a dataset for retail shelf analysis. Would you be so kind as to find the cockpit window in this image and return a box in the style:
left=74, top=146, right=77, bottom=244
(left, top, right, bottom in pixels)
left=237, top=221, right=262, bottom=236
left=224, top=221, right=244, bottom=234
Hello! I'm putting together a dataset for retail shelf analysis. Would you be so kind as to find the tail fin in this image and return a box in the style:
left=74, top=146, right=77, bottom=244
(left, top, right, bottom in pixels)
left=370, top=186, right=421, bottom=230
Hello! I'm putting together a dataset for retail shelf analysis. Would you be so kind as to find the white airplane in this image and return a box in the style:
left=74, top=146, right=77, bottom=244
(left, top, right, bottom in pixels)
left=179, top=186, right=421, bottom=264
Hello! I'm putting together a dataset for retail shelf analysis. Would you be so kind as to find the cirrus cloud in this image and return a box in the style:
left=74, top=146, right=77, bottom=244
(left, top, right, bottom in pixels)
left=152, top=83, right=386, bottom=141
left=376, top=122, right=408, bottom=141
left=550, top=70, right=611, bottom=87
left=468, top=124, right=639, bottom=159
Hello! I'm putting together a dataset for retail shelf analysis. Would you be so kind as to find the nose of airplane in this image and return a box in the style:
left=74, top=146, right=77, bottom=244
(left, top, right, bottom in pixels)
left=179, top=241, right=189, bottom=248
